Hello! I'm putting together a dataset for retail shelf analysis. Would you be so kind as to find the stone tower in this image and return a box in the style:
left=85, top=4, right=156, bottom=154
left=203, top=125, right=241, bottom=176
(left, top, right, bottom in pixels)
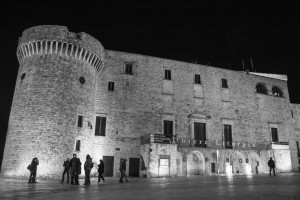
left=2, top=25, right=105, bottom=177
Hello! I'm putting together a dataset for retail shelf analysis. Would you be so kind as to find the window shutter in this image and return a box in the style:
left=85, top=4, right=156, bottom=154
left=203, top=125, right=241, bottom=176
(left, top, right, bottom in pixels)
left=100, top=117, right=106, bottom=136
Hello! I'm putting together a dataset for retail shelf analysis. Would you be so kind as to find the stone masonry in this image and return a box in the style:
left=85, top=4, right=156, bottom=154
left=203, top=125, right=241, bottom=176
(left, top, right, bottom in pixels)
left=1, top=25, right=300, bottom=179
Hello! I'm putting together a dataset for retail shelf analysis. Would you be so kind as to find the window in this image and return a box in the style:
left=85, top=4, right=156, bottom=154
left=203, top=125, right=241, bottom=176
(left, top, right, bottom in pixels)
left=165, top=70, right=171, bottom=80
left=221, top=79, right=228, bottom=88
left=108, top=82, right=114, bottom=91
left=163, top=120, right=173, bottom=138
left=272, top=86, right=283, bottom=97
left=256, top=83, right=267, bottom=94
left=75, top=140, right=81, bottom=151
left=271, top=128, right=278, bottom=142
left=194, top=122, right=206, bottom=147
left=195, top=74, right=201, bottom=84
left=224, top=125, right=232, bottom=149
left=79, top=77, right=85, bottom=84
left=77, top=115, right=83, bottom=128
left=95, top=116, right=106, bottom=136
left=125, top=63, right=133, bottom=75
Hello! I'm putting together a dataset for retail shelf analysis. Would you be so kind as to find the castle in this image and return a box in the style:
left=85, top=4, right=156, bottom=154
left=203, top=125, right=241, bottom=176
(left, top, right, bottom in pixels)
left=1, top=25, right=300, bottom=178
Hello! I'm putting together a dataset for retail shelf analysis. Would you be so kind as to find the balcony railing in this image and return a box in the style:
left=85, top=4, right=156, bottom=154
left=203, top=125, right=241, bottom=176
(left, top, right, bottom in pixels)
left=140, top=134, right=272, bottom=150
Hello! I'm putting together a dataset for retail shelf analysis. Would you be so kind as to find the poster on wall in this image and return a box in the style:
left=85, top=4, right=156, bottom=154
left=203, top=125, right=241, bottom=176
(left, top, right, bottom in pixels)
left=160, top=159, right=169, bottom=166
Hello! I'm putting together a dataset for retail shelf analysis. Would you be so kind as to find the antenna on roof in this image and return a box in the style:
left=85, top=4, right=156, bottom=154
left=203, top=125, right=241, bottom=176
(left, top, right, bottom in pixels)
left=242, top=60, right=245, bottom=71
left=250, top=58, right=255, bottom=71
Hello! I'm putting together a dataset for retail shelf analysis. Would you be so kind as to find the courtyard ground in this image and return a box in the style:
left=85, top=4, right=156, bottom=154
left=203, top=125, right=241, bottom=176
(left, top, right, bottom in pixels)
left=0, top=173, right=299, bottom=200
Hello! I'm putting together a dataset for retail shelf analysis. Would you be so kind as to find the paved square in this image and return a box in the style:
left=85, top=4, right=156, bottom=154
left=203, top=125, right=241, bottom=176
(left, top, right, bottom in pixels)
left=0, top=173, right=299, bottom=200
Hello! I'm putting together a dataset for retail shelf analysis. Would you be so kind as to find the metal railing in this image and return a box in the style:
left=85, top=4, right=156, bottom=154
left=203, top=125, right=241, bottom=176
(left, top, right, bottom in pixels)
left=140, top=134, right=274, bottom=150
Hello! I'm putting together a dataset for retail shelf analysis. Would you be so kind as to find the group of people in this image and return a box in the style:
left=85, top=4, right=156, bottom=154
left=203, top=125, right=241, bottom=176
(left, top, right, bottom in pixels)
left=28, top=154, right=129, bottom=185
left=61, top=154, right=105, bottom=185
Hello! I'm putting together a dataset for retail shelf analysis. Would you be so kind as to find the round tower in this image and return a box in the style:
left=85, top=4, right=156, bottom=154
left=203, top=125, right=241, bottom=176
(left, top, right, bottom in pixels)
left=2, top=25, right=105, bottom=177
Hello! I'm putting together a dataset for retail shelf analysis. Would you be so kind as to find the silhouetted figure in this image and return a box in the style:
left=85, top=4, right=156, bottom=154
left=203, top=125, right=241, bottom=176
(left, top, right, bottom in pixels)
left=28, top=157, right=39, bottom=183
left=268, top=157, right=276, bottom=176
left=61, top=158, right=70, bottom=183
left=119, top=159, right=128, bottom=183
left=84, top=154, right=93, bottom=185
left=98, top=159, right=105, bottom=183
left=70, top=154, right=82, bottom=185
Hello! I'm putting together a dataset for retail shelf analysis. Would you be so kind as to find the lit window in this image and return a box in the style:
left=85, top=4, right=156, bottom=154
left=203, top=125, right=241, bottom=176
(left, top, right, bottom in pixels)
left=272, top=86, right=283, bottom=97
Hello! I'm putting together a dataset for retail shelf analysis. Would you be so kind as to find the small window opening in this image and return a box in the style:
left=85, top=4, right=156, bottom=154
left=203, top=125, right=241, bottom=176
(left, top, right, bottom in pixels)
left=271, top=127, right=278, bottom=142
left=272, top=86, right=283, bottom=97
left=21, top=73, right=26, bottom=80
left=221, top=79, right=228, bottom=88
left=108, top=82, right=114, bottom=91
left=95, top=116, right=106, bottom=136
left=125, top=63, right=133, bottom=75
left=256, top=83, right=267, bottom=94
left=77, top=115, right=83, bottom=128
left=195, top=74, right=201, bottom=84
left=79, top=77, right=85, bottom=84
left=75, top=140, right=81, bottom=151
left=165, top=70, right=171, bottom=80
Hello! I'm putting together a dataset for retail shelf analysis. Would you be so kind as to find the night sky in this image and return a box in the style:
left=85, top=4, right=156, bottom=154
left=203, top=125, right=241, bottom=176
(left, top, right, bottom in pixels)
left=0, top=1, right=299, bottom=169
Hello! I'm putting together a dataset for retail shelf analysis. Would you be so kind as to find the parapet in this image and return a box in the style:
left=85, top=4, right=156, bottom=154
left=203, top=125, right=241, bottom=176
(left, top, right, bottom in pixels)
left=16, top=25, right=105, bottom=73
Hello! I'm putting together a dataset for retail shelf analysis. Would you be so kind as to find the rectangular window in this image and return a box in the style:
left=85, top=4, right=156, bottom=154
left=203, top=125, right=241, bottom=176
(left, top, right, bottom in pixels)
left=75, top=140, right=81, bottom=151
left=194, top=122, right=206, bottom=147
left=163, top=120, right=173, bottom=138
left=77, top=115, right=83, bottom=128
left=108, top=82, right=114, bottom=91
left=165, top=69, right=171, bottom=80
left=195, top=74, right=201, bottom=84
left=125, top=63, right=133, bottom=75
left=95, top=116, right=106, bottom=136
left=221, top=79, right=228, bottom=88
left=224, top=125, right=232, bottom=149
left=271, top=128, right=278, bottom=142
left=211, top=163, right=216, bottom=173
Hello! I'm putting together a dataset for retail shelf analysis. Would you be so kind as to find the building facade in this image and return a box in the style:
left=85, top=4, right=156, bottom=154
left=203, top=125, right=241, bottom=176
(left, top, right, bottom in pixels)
left=1, top=25, right=300, bottom=178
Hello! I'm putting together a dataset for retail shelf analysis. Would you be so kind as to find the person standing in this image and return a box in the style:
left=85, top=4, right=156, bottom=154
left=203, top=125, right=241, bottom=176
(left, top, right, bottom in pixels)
left=61, top=158, right=70, bottom=183
left=268, top=157, right=276, bottom=176
left=98, top=159, right=105, bottom=183
left=119, top=159, right=128, bottom=183
left=84, top=154, right=93, bottom=185
left=28, top=157, right=39, bottom=183
left=70, top=154, right=82, bottom=185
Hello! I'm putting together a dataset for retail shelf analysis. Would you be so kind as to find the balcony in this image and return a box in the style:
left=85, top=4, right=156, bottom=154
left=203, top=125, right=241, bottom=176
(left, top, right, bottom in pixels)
left=140, top=134, right=272, bottom=150
left=271, top=142, right=289, bottom=150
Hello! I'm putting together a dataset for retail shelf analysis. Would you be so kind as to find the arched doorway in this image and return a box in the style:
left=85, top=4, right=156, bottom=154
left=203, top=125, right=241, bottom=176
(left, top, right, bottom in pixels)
left=186, top=151, right=205, bottom=176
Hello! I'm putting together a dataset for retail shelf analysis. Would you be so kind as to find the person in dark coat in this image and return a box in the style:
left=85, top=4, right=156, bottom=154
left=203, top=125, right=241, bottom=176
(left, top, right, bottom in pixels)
left=69, top=154, right=82, bottom=185
left=98, top=159, right=105, bottom=183
left=268, top=157, right=276, bottom=176
left=119, top=159, right=128, bottom=183
left=84, top=154, right=93, bottom=185
left=28, top=157, right=39, bottom=183
left=61, top=158, right=70, bottom=183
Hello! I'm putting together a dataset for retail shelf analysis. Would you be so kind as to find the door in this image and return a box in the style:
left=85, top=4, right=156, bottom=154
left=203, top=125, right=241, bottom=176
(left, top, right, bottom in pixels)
left=224, top=125, right=232, bottom=149
left=194, top=122, right=206, bottom=147
left=103, top=156, right=114, bottom=177
left=129, top=158, right=140, bottom=177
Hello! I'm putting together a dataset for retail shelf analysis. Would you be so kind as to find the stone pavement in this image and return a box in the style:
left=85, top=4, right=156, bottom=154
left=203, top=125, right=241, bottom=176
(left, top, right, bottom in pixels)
left=0, top=173, right=300, bottom=200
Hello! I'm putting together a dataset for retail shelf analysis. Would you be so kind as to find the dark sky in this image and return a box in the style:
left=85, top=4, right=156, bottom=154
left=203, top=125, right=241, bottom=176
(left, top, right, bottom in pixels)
left=0, top=1, right=299, bottom=168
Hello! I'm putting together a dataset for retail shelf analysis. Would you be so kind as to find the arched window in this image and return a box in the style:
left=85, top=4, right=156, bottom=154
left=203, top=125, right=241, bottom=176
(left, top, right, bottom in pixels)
left=272, top=86, right=283, bottom=97
left=256, top=83, right=267, bottom=94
